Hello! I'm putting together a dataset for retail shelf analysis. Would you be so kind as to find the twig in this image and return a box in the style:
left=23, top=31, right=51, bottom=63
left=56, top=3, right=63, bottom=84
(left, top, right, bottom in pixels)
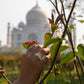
left=73, top=58, right=82, bottom=84
left=39, top=0, right=77, bottom=83
left=58, top=0, right=84, bottom=80
left=51, top=0, right=84, bottom=80
left=54, top=65, right=57, bottom=84
left=39, top=43, right=61, bottom=84
left=76, top=56, right=84, bottom=76
left=60, top=0, right=67, bottom=22
left=60, top=0, right=82, bottom=84
left=0, top=72, right=12, bottom=84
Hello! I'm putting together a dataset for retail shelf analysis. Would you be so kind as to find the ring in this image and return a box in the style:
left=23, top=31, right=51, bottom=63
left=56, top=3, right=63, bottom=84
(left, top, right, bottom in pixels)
left=35, top=52, right=42, bottom=59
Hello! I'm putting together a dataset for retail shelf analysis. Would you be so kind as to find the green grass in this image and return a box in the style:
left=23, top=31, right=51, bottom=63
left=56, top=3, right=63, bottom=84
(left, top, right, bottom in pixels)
left=46, top=78, right=84, bottom=84
left=0, top=66, right=84, bottom=84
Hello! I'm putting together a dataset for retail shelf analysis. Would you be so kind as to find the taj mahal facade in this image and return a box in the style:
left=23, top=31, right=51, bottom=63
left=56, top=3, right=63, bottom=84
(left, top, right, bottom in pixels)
left=7, top=4, right=50, bottom=48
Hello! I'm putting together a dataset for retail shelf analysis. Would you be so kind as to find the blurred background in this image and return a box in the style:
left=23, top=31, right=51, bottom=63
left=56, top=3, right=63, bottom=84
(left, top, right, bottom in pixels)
left=0, top=0, right=84, bottom=84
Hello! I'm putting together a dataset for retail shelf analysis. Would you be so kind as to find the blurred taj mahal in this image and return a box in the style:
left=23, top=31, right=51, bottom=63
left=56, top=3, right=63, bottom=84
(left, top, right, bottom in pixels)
left=0, top=2, right=76, bottom=53
left=7, top=3, right=50, bottom=49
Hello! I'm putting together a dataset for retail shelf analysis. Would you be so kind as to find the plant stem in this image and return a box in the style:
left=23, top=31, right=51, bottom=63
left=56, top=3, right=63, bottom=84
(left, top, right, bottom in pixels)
left=60, top=0, right=66, bottom=22
left=39, top=0, right=77, bottom=83
left=59, top=0, right=84, bottom=80
left=54, top=65, right=57, bottom=84
left=51, top=0, right=84, bottom=80
left=39, top=42, right=62, bottom=84
left=73, top=58, right=82, bottom=84
left=60, top=1, right=82, bottom=84
left=76, top=56, right=84, bottom=76
left=0, top=72, right=12, bottom=84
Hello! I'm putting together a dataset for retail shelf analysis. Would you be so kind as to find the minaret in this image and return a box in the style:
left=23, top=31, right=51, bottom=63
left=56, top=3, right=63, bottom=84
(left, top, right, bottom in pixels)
left=7, top=22, right=11, bottom=47
left=0, top=40, right=2, bottom=52
left=36, top=0, right=38, bottom=6
left=72, top=25, right=76, bottom=49
left=0, top=40, right=2, bottom=48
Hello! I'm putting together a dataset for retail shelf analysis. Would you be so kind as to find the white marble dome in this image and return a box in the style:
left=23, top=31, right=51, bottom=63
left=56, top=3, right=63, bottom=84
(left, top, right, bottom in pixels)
left=26, top=4, right=48, bottom=25
left=11, top=4, right=50, bottom=48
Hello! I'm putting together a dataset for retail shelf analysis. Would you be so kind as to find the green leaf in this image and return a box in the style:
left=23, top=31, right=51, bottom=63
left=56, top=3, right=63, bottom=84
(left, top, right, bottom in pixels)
left=22, top=42, right=28, bottom=49
left=46, top=77, right=56, bottom=84
left=50, top=43, right=58, bottom=59
left=44, top=33, right=52, bottom=43
left=69, top=25, right=74, bottom=30
left=77, top=44, right=84, bottom=60
left=50, top=45, right=70, bottom=59
left=0, top=78, right=8, bottom=84
left=43, top=37, right=65, bottom=48
left=51, top=24, right=58, bottom=33
left=77, top=15, right=83, bottom=17
left=78, top=20, right=84, bottom=23
left=59, top=46, right=70, bottom=53
left=43, top=73, right=56, bottom=84
left=60, top=51, right=78, bottom=64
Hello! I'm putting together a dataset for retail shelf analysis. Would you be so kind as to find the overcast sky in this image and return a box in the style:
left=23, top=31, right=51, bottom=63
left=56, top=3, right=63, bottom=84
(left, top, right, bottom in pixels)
left=0, top=0, right=84, bottom=46
left=0, top=0, right=52, bottom=46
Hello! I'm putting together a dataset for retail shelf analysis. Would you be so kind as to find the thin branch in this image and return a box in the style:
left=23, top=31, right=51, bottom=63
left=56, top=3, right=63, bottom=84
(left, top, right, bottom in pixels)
left=61, top=1, right=82, bottom=82
left=60, top=0, right=82, bottom=82
left=49, top=0, right=56, bottom=8
left=39, top=42, right=62, bottom=84
left=76, top=56, right=84, bottom=76
left=70, top=33, right=82, bottom=84
left=50, top=0, right=60, bottom=15
left=57, top=0, right=82, bottom=83
left=60, top=0, right=84, bottom=79
left=54, top=0, right=84, bottom=79
left=50, top=0, right=66, bottom=25
left=60, top=0, right=67, bottom=22
left=0, top=72, right=12, bottom=84
left=53, top=0, right=84, bottom=82
left=55, top=0, right=57, bottom=6
left=39, top=0, right=77, bottom=83
left=73, top=58, right=82, bottom=84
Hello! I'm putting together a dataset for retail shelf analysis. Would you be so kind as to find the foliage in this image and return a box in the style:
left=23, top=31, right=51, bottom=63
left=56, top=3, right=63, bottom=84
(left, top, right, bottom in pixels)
left=0, top=54, right=22, bottom=83
left=38, top=0, right=84, bottom=84
left=69, top=25, right=74, bottom=30
left=1, top=0, right=84, bottom=84
left=22, top=40, right=38, bottom=49
left=0, top=78, right=8, bottom=84
left=1, top=47, right=23, bottom=56
left=78, top=20, right=84, bottom=23
left=0, top=55, right=22, bottom=67
left=77, top=44, right=84, bottom=60
left=43, top=37, right=65, bottom=48
left=60, top=51, right=78, bottom=64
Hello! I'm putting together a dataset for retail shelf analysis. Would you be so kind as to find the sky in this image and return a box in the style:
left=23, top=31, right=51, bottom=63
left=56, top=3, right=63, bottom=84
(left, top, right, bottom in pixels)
left=0, top=0, right=52, bottom=46
left=0, top=0, right=84, bottom=46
